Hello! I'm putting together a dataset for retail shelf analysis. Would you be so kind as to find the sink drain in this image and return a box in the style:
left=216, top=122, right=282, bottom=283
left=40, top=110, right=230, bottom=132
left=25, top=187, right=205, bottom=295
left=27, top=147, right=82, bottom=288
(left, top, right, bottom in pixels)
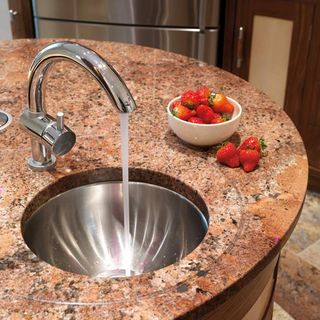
left=0, top=111, right=12, bottom=131
left=94, top=269, right=137, bottom=278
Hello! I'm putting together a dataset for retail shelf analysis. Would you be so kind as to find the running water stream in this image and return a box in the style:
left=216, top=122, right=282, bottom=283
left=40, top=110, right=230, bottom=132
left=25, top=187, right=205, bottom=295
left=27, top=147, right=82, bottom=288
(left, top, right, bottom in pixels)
left=120, top=113, right=131, bottom=276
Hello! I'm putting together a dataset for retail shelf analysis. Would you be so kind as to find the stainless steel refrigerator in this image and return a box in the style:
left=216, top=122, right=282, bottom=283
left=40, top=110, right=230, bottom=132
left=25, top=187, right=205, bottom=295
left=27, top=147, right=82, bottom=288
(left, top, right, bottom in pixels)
left=32, top=0, right=221, bottom=65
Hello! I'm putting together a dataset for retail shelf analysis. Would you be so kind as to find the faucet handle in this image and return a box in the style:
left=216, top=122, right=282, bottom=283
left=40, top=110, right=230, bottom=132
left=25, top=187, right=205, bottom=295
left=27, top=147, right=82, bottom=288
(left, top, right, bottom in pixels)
left=56, top=111, right=64, bottom=131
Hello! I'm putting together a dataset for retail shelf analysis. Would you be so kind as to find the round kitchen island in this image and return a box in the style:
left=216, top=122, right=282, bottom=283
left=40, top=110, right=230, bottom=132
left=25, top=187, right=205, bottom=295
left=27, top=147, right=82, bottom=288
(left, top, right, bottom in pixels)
left=0, top=39, right=307, bottom=319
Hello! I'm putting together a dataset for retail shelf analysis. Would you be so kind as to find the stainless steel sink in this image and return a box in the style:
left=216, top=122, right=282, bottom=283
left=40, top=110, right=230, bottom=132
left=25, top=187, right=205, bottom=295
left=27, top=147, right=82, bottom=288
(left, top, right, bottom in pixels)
left=22, top=182, right=208, bottom=278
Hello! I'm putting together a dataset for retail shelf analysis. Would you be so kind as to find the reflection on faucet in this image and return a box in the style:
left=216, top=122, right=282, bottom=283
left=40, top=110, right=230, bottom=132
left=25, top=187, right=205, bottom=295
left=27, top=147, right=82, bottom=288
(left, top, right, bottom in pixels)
left=20, top=41, right=136, bottom=171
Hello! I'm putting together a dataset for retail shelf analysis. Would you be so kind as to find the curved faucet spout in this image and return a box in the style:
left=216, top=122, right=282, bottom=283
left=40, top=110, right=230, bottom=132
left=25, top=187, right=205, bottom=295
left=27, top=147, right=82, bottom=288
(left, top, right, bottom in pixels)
left=28, top=41, right=136, bottom=113
left=20, top=41, right=136, bottom=171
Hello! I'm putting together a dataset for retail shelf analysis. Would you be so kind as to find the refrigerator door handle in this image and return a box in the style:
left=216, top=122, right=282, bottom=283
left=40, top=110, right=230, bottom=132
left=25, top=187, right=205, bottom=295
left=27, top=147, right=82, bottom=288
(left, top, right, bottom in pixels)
left=236, top=26, right=244, bottom=69
left=202, top=29, right=219, bottom=65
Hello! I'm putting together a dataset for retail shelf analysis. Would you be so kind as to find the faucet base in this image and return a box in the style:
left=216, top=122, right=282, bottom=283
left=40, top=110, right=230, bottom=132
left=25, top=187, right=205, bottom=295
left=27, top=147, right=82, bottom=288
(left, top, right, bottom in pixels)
left=27, top=155, right=56, bottom=171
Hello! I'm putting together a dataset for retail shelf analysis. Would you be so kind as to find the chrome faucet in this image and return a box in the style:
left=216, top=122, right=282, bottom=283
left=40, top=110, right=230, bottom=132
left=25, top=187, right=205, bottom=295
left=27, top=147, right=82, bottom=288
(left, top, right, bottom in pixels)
left=20, top=41, right=136, bottom=171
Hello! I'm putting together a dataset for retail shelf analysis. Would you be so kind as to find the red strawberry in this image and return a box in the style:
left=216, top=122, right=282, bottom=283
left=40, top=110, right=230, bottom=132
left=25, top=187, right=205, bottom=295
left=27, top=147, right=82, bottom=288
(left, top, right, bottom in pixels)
left=212, top=111, right=222, bottom=118
left=172, top=99, right=182, bottom=109
left=209, top=93, right=234, bottom=114
left=188, top=117, right=205, bottom=124
left=196, top=86, right=210, bottom=105
left=239, top=149, right=260, bottom=172
left=211, top=117, right=225, bottom=124
left=181, top=90, right=199, bottom=109
left=216, top=142, right=240, bottom=168
left=196, top=104, right=216, bottom=123
left=172, top=104, right=195, bottom=121
left=239, top=136, right=266, bottom=155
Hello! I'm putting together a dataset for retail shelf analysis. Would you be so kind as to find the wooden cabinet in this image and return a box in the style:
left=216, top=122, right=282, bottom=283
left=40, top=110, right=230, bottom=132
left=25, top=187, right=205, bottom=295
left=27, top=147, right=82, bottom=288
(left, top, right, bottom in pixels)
left=300, top=4, right=320, bottom=191
left=222, top=0, right=320, bottom=191
left=8, top=0, right=34, bottom=39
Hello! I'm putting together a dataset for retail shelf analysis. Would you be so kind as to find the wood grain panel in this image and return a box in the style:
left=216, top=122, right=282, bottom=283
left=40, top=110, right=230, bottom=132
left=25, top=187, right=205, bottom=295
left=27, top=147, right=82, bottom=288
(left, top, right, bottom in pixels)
left=298, top=3, right=320, bottom=191
left=198, top=255, right=279, bottom=320
left=222, top=0, right=237, bottom=71
left=8, top=0, right=34, bottom=39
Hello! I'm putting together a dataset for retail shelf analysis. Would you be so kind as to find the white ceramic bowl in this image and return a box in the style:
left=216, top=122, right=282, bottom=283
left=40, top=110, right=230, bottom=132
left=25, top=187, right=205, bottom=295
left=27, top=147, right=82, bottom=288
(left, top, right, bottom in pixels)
left=167, top=96, right=242, bottom=147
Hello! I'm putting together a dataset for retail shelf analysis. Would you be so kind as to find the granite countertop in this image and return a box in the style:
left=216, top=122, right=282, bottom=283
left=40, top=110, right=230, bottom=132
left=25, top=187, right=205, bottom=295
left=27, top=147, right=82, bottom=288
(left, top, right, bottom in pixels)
left=0, top=39, right=308, bottom=319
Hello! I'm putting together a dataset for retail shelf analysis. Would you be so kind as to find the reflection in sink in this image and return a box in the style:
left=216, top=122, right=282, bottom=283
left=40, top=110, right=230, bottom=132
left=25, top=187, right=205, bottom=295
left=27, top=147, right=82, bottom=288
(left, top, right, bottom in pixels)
left=22, top=182, right=208, bottom=278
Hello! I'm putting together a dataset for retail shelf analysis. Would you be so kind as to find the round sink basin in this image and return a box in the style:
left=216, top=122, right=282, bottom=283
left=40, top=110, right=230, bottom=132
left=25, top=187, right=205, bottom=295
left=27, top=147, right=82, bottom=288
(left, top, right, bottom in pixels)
left=22, top=182, right=208, bottom=278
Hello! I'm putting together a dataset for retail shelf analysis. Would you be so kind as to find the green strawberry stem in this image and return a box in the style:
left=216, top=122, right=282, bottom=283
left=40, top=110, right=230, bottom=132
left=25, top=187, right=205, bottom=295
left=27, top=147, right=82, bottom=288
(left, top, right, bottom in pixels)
left=259, top=137, right=267, bottom=150
left=208, top=92, right=217, bottom=106
left=216, top=141, right=229, bottom=150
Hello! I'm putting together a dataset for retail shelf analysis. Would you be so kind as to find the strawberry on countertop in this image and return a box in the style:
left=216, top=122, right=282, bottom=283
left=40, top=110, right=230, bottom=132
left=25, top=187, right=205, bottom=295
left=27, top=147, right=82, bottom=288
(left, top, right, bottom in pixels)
left=239, top=149, right=260, bottom=172
left=239, top=136, right=266, bottom=155
left=216, top=142, right=240, bottom=168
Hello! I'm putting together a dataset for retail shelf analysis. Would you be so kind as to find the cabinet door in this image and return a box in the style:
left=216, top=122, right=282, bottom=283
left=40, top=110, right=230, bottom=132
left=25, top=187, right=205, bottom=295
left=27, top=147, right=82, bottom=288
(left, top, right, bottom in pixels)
left=223, top=0, right=315, bottom=127
left=8, top=0, right=34, bottom=38
left=299, top=4, right=320, bottom=191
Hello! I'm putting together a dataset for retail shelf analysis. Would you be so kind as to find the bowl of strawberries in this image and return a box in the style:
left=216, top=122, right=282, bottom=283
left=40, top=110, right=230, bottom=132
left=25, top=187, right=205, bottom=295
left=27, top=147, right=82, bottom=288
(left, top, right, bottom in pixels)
left=167, top=87, right=242, bottom=147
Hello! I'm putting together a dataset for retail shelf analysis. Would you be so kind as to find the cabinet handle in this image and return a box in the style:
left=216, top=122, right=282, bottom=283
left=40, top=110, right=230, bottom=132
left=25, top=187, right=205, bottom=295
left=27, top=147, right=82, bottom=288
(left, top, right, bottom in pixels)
left=9, top=9, right=18, bottom=23
left=236, top=27, right=244, bottom=69
left=9, top=9, right=18, bottom=18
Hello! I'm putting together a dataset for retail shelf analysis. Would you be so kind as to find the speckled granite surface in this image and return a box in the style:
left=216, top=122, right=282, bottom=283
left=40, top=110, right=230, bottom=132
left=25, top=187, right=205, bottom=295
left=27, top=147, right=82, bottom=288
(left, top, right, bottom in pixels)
left=0, top=39, right=308, bottom=319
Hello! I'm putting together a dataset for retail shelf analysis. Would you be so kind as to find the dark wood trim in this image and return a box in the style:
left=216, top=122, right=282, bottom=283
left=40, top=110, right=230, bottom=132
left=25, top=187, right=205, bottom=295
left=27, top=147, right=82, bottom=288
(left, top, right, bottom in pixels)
left=8, top=0, right=34, bottom=39
left=308, top=166, right=320, bottom=192
left=198, top=255, right=279, bottom=320
left=299, top=3, right=320, bottom=191
left=231, top=0, right=250, bottom=77
left=222, top=0, right=237, bottom=71
left=262, top=255, right=280, bottom=320
left=263, top=302, right=274, bottom=320
left=283, top=1, right=315, bottom=129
